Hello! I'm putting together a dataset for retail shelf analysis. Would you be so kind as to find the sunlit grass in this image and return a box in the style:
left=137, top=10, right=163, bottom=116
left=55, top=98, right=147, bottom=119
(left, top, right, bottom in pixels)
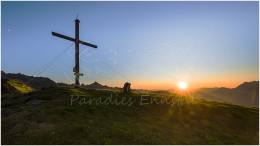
left=7, top=79, right=33, bottom=94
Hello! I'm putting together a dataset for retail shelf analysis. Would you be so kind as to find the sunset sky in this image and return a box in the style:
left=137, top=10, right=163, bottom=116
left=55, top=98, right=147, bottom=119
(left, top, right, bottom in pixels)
left=2, top=1, right=259, bottom=90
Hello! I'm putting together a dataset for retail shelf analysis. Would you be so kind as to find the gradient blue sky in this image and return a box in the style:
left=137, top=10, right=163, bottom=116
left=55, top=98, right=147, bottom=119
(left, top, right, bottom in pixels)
left=2, top=1, right=259, bottom=89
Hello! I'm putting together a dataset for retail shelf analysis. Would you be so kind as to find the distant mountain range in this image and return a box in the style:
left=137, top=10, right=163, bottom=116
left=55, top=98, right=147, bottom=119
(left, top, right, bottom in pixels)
left=1, top=71, right=258, bottom=107
left=193, top=81, right=259, bottom=107
left=57, top=81, right=119, bottom=90
left=1, top=71, right=120, bottom=94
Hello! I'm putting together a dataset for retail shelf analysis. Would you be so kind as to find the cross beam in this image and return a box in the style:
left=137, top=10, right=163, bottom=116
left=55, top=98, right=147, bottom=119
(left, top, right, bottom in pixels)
left=52, top=32, right=97, bottom=48
left=52, top=19, right=97, bottom=86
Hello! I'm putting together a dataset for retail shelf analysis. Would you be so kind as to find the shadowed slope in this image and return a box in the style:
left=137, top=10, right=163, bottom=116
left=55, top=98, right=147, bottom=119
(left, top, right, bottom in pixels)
left=2, top=87, right=259, bottom=144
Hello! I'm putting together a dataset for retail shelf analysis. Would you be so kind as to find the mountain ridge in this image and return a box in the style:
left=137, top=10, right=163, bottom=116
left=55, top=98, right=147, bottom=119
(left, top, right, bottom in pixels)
left=2, top=71, right=258, bottom=107
left=193, top=81, right=259, bottom=107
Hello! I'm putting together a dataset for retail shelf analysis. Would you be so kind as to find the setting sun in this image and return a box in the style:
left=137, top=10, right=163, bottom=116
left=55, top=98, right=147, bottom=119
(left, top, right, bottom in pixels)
left=177, top=81, right=188, bottom=90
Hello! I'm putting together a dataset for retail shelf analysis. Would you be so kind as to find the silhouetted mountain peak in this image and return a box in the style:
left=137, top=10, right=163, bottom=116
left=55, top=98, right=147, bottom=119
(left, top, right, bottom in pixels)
left=83, top=81, right=106, bottom=89
left=235, top=81, right=259, bottom=91
left=194, top=81, right=259, bottom=107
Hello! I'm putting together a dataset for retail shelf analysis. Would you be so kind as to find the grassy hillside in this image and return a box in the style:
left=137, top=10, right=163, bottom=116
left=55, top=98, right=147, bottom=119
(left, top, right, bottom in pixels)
left=7, top=79, right=33, bottom=93
left=2, top=71, right=56, bottom=90
left=1, top=87, right=259, bottom=144
left=2, top=79, right=33, bottom=95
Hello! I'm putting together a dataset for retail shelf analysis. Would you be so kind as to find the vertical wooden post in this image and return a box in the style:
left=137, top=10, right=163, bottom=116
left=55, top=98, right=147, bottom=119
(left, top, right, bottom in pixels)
left=52, top=19, right=97, bottom=87
left=75, top=19, right=80, bottom=86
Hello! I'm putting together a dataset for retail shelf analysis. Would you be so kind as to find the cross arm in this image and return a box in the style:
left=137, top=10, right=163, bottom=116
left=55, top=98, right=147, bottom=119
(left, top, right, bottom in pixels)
left=52, top=31, right=97, bottom=48
left=79, top=40, right=98, bottom=48
left=52, top=32, right=75, bottom=42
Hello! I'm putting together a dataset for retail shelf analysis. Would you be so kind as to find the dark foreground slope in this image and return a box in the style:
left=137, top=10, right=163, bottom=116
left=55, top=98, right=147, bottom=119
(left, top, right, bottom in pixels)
left=2, top=87, right=259, bottom=144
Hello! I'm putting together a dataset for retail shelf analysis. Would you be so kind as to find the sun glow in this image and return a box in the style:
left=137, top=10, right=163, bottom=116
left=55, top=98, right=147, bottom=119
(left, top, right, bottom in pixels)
left=177, top=81, right=188, bottom=90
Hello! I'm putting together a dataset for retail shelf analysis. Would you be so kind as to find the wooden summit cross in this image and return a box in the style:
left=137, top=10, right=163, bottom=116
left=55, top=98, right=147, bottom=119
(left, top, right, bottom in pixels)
left=52, top=19, right=97, bottom=86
